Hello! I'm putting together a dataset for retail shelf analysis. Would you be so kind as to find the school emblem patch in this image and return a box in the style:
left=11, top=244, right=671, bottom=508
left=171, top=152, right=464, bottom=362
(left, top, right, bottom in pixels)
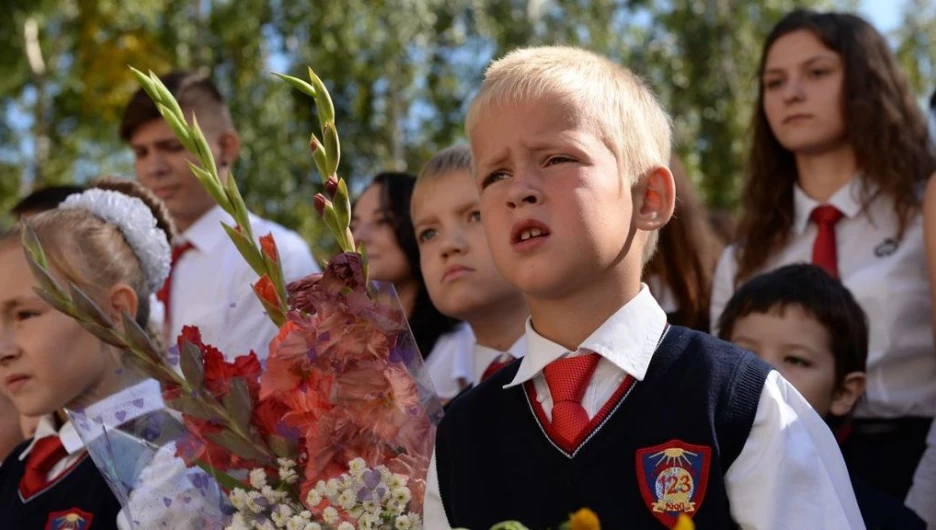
left=45, top=508, right=94, bottom=530
left=636, top=440, right=711, bottom=527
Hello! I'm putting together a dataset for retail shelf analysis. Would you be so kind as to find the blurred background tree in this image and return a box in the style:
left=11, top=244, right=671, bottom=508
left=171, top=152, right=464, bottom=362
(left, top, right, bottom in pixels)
left=1, top=0, right=932, bottom=256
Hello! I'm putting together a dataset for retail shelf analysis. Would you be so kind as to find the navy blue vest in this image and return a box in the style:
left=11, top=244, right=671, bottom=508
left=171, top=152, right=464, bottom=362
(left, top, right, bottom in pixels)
left=436, top=326, right=771, bottom=529
left=0, top=441, right=121, bottom=530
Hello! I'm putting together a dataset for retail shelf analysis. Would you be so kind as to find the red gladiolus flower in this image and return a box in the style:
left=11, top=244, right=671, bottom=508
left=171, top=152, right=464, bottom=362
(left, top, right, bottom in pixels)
left=259, top=233, right=279, bottom=263
left=254, top=275, right=282, bottom=308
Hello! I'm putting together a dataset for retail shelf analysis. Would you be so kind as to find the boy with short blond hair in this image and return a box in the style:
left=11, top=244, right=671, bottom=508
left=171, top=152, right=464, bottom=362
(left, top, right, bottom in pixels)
left=423, top=46, right=862, bottom=529
left=411, top=144, right=528, bottom=389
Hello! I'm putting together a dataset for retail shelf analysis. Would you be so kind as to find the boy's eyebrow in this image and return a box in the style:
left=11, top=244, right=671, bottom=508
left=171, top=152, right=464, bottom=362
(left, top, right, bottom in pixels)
left=1, top=296, right=41, bottom=311
left=412, top=212, right=438, bottom=229
left=763, top=54, right=839, bottom=75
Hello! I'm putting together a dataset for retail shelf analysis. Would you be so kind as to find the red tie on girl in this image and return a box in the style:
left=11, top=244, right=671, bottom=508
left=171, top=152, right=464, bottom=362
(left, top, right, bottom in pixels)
left=19, top=435, right=67, bottom=498
left=543, top=353, right=601, bottom=446
left=156, top=242, right=194, bottom=334
left=810, top=204, right=844, bottom=278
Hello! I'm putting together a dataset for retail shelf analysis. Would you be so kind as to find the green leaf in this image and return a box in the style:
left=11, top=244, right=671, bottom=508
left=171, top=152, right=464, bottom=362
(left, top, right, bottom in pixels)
left=68, top=282, right=113, bottom=328
left=156, top=103, right=194, bottom=151
left=187, top=163, right=231, bottom=211
left=272, top=72, right=317, bottom=98
left=75, top=319, right=122, bottom=346
left=265, top=434, right=298, bottom=460
left=169, top=394, right=217, bottom=422
left=323, top=122, right=340, bottom=178
left=224, top=377, right=253, bottom=434
left=149, top=71, right=186, bottom=128
left=307, top=67, right=335, bottom=127
left=205, top=430, right=269, bottom=463
left=179, top=339, right=206, bottom=390
left=189, top=114, right=220, bottom=179
left=20, top=223, right=48, bottom=269
left=334, top=178, right=352, bottom=233
left=193, top=459, right=246, bottom=493
left=357, top=240, right=369, bottom=285
left=223, top=170, right=252, bottom=237
left=221, top=223, right=266, bottom=276
left=32, top=287, right=77, bottom=319
left=24, top=253, right=66, bottom=300
left=120, top=310, right=163, bottom=364
left=309, top=133, right=329, bottom=182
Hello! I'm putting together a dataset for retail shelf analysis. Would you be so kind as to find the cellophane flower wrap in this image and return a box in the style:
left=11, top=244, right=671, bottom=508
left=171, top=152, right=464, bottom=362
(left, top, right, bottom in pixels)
left=19, top=64, right=444, bottom=530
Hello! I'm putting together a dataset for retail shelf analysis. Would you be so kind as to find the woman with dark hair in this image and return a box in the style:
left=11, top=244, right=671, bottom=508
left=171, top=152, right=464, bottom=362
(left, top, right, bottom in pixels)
left=644, top=157, right=724, bottom=331
left=710, top=9, right=936, bottom=505
left=351, top=172, right=474, bottom=401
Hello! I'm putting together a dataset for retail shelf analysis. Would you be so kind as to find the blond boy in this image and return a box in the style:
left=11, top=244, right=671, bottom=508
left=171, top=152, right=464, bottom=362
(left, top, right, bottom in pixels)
left=412, top=145, right=528, bottom=391
left=423, top=46, right=863, bottom=529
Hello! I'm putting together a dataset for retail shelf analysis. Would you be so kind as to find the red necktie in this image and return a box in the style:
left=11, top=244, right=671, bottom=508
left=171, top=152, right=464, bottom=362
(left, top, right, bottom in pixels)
left=543, top=353, right=601, bottom=446
left=19, top=435, right=67, bottom=498
left=481, top=353, right=515, bottom=382
left=156, top=242, right=194, bottom=335
left=810, top=205, right=844, bottom=278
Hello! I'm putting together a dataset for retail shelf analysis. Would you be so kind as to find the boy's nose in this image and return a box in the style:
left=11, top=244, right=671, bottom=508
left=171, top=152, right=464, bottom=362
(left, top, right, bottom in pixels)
left=506, top=173, right=543, bottom=209
left=440, top=231, right=467, bottom=258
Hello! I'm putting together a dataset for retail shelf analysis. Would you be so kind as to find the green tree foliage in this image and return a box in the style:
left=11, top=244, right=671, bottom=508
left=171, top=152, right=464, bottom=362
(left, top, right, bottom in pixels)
left=1, top=0, right=933, bottom=251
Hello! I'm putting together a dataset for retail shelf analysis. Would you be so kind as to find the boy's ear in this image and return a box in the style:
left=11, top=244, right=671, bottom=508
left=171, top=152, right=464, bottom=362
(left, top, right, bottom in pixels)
left=107, top=283, right=139, bottom=327
left=829, top=371, right=866, bottom=417
left=633, top=165, right=675, bottom=232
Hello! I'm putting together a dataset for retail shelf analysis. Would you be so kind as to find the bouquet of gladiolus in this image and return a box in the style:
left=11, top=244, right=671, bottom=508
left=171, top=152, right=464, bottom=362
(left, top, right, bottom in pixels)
left=21, top=66, right=441, bottom=530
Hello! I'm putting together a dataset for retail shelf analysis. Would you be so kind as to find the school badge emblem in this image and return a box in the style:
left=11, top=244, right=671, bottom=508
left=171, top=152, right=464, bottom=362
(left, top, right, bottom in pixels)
left=45, top=508, right=94, bottom=530
left=636, top=440, right=711, bottom=527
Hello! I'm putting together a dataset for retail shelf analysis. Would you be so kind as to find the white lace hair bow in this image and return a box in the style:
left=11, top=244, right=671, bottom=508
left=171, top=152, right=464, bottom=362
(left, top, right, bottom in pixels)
left=59, top=189, right=171, bottom=293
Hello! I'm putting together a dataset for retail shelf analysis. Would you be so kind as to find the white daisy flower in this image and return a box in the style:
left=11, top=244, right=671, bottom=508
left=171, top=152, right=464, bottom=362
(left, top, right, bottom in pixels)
left=391, top=486, right=411, bottom=506
left=323, top=506, right=340, bottom=525
left=394, top=514, right=412, bottom=530
left=338, top=523, right=355, bottom=530
left=249, top=468, right=268, bottom=490
left=348, top=458, right=367, bottom=477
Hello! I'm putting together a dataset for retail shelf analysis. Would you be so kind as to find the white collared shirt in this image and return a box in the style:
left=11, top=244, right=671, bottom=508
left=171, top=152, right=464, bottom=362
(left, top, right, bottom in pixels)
left=471, top=336, right=526, bottom=387
left=710, top=178, right=935, bottom=419
left=164, top=206, right=318, bottom=362
left=424, top=286, right=864, bottom=529
left=424, top=324, right=476, bottom=399
left=907, top=419, right=936, bottom=527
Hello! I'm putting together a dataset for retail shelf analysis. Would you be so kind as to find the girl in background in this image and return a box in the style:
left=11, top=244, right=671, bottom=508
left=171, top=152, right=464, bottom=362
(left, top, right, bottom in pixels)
left=710, top=9, right=936, bottom=512
left=351, top=172, right=474, bottom=401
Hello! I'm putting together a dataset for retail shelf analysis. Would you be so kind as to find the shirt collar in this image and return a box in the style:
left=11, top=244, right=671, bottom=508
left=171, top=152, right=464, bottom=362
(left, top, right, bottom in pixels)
left=472, top=336, right=526, bottom=385
left=504, top=284, right=667, bottom=388
left=19, top=415, right=84, bottom=460
left=19, top=379, right=166, bottom=460
left=793, top=177, right=864, bottom=235
left=179, top=205, right=235, bottom=253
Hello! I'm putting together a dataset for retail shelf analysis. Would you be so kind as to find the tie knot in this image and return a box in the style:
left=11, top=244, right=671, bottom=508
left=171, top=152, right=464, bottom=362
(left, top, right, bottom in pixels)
left=810, top=204, right=844, bottom=226
left=543, top=353, right=601, bottom=404
left=171, top=242, right=195, bottom=264
left=27, top=436, right=66, bottom=473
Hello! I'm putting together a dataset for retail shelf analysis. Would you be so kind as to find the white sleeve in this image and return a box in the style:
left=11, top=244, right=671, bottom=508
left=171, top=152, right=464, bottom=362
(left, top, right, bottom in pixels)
left=423, top=448, right=453, bottom=530
left=117, top=442, right=225, bottom=530
left=710, top=246, right=737, bottom=335
left=275, top=230, right=319, bottom=282
left=906, top=418, right=936, bottom=528
left=725, top=371, right=865, bottom=530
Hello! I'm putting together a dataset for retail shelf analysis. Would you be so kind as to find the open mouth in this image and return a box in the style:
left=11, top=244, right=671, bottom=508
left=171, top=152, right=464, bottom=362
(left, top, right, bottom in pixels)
left=511, top=219, right=551, bottom=250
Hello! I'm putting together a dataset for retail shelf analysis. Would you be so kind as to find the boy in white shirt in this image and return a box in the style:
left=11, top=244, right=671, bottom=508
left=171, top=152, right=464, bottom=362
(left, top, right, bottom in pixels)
left=411, top=145, right=529, bottom=393
left=422, top=45, right=863, bottom=529
left=120, top=71, right=317, bottom=361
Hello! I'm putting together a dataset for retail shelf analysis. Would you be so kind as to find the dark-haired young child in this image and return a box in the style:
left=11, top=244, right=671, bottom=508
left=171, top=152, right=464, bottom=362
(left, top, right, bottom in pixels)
left=718, top=264, right=926, bottom=528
